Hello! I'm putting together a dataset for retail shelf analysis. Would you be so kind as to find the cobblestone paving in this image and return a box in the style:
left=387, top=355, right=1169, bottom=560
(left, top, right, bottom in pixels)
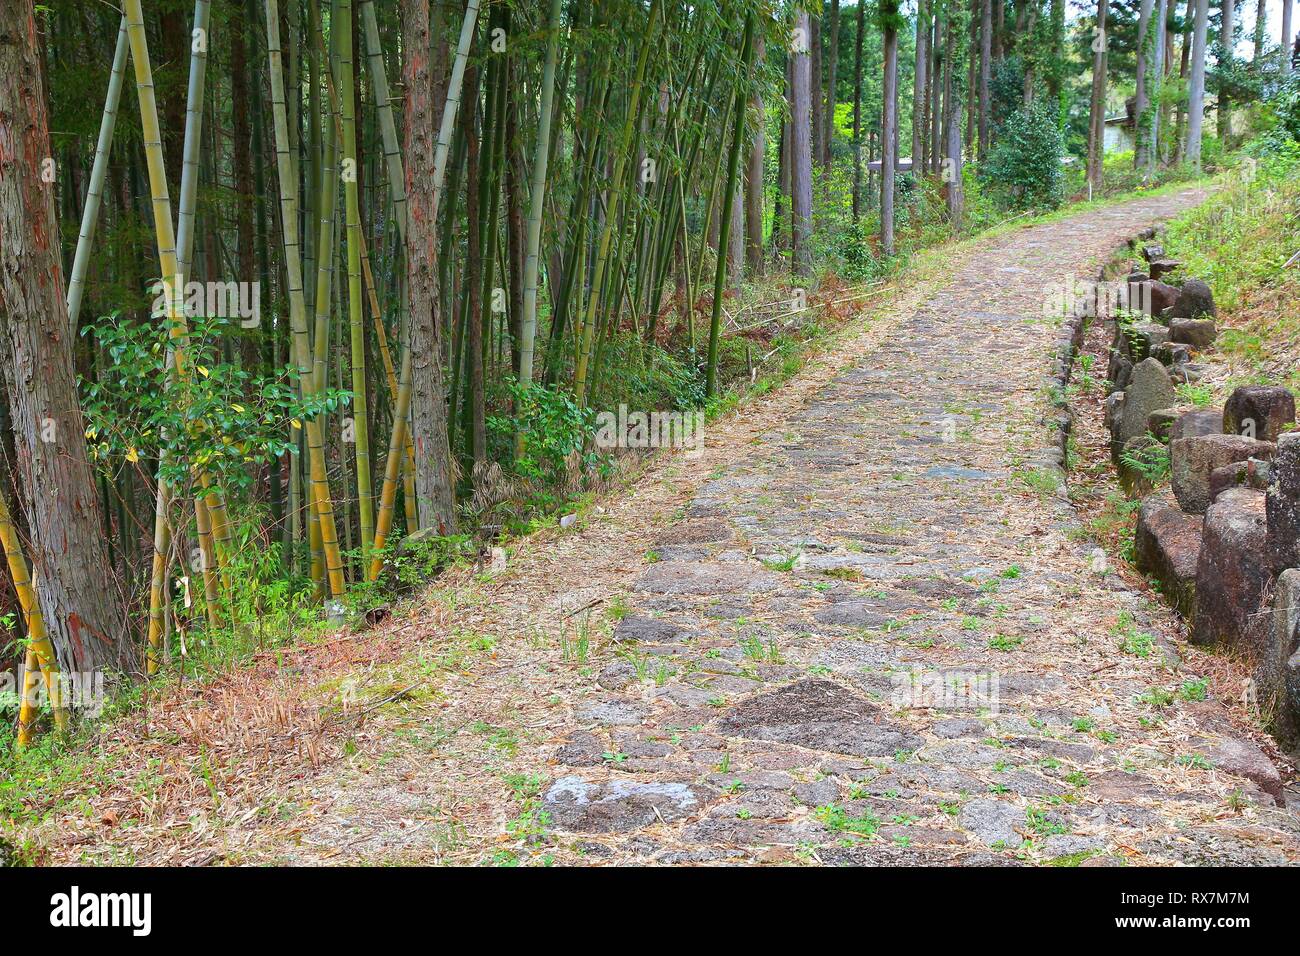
left=530, top=189, right=1300, bottom=865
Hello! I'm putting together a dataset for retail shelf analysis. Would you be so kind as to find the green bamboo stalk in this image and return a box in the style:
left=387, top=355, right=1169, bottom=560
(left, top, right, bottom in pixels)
left=123, top=0, right=199, bottom=670
left=359, top=0, right=407, bottom=244
left=66, top=15, right=128, bottom=328
left=518, top=0, right=565, bottom=395
left=572, top=0, right=662, bottom=407
left=263, top=0, right=346, bottom=601
left=706, top=11, right=757, bottom=398
left=336, top=0, right=374, bottom=558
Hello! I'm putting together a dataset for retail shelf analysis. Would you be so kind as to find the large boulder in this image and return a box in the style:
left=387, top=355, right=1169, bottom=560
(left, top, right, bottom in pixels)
left=1266, top=433, right=1300, bottom=573
left=1146, top=280, right=1180, bottom=317
left=1192, top=488, right=1273, bottom=655
left=1135, top=493, right=1203, bottom=619
left=1115, top=358, right=1177, bottom=450
left=1223, top=385, right=1296, bottom=443
left=1209, top=459, right=1271, bottom=502
left=1126, top=322, right=1170, bottom=362
left=1147, top=406, right=1193, bottom=442
left=1168, top=278, right=1217, bottom=320
left=1170, top=433, right=1275, bottom=514
left=1169, top=408, right=1223, bottom=442
left=1169, top=318, right=1217, bottom=350
left=1266, top=570, right=1300, bottom=750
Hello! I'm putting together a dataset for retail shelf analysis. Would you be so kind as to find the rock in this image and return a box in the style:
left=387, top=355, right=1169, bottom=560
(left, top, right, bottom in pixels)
left=576, top=699, right=649, bottom=727
left=1146, top=280, right=1180, bottom=318
left=1192, top=736, right=1284, bottom=806
left=1153, top=341, right=1192, bottom=366
left=1267, top=434, right=1300, bottom=573
left=1223, top=385, right=1296, bottom=443
left=1265, top=569, right=1300, bottom=749
left=712, top=678, right=923, bottom=757
left=1108, top=353, right=1132, bottom=393
left=543, top=776, right=711, bottom=832
left=958, top=798, right=1023, bottom=847
left=1209, top=458, right=1271, bottom=502
left=596, top=661, right=638, bottom=690
left=1041, top=834, right=1106, bottom=859
left=1126, top=322, right=1170, bottom=362
left=1141, top=244, right=1165, bottom=262
left=1209, top=462, right=1249, bottom=502
left=1169, top=408, right=1223, bottom=442
left=791, top=778, right=841, bottom=807
left=1169, top=317, right=1217, bottom=350
left=1103, top=392, right=1125, bottom=433
left=1115, top=358, right=1176, bottom=450
left=634, top=560, right=780, bottom=595
left=1118, top=433, right=1165, bottom=497
left=1192, top=488, right=1273, bottom=656
left=1149, top=259, right=1182, bottom=280
left=556, top=730, right=606, bottom=766
left=1169, top=363, right=1205, bottom=384
left=1170, top=433, right=1275, bottom=514
left=1147, top=406, right=1193, bottom=442
left=813, top=601, right=892, bottom=628
left=1134, top=493, right=1202, bottom=619
left=1169, top=278, right=1217, bottom=320
left=613, top=615, right=689, bottom=644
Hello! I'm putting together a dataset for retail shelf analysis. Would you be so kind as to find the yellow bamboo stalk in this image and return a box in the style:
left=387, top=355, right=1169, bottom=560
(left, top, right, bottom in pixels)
left=194, top=494, right=220, bottom=630
left=359, top=235, right=418, bottom=534
left=123, top=0, right=198, bottom=668
left=0, top=493, right=66, bottom=745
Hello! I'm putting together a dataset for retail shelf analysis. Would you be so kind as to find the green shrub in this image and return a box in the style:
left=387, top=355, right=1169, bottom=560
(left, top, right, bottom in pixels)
left=487, top=381, right=595, bottom=483
left=983, top=100, right=1066, bottom=211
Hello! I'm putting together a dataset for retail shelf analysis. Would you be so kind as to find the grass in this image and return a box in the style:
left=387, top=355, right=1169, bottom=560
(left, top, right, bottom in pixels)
left=1161, top=149, right=1300, bottom=392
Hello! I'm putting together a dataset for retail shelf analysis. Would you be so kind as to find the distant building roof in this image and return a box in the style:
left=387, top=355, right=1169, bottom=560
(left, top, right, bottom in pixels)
left=866, top=157, right=914, bottom=172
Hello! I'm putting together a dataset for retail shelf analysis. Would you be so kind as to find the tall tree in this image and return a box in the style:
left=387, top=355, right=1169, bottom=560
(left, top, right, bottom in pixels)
left=882, top=0, right=900, bottom=255
left=745, top=34, right=766, bottom=275
left=811, top=11, right=825, bottom=170
left=978, top=0, right=991, bottom=159
left=823, top=0, right=841, bottom=167
left=1187, top=0, right=1210, bottom=168
left=1135, top=0, right=1153, bottom=167
left=1145, top=0, right=1167, bottom=176
left=1218, top=0, right=1235, bottom=144
left=791, top=10, right=815, bottom=275
left=0, top=0, right=131, bottom=674
left=1285, top=0, right=1294, bottom=75
left=407, top=0, right=475, bottom=535
left=852, top=0, right=866, bottom=222
left=1252, top=0, right=1267, bottom=62
left=1087, top=0, right=1109, bottom=192
left=914, top=0, right=930, bottom=166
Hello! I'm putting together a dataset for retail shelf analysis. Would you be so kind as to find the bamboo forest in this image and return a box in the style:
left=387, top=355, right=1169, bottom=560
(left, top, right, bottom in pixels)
left=3, top=0, right=1300, bottom=891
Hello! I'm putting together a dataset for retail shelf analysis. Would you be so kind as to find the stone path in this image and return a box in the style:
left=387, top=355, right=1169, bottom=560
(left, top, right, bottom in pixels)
left=186, top=188, right=1300, bottom=868
left=528, top=189, right=1300, bottom=865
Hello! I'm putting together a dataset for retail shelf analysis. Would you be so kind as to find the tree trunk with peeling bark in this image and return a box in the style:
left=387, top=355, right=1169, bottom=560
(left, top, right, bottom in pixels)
left=0, top=3, right=131, bottom=675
